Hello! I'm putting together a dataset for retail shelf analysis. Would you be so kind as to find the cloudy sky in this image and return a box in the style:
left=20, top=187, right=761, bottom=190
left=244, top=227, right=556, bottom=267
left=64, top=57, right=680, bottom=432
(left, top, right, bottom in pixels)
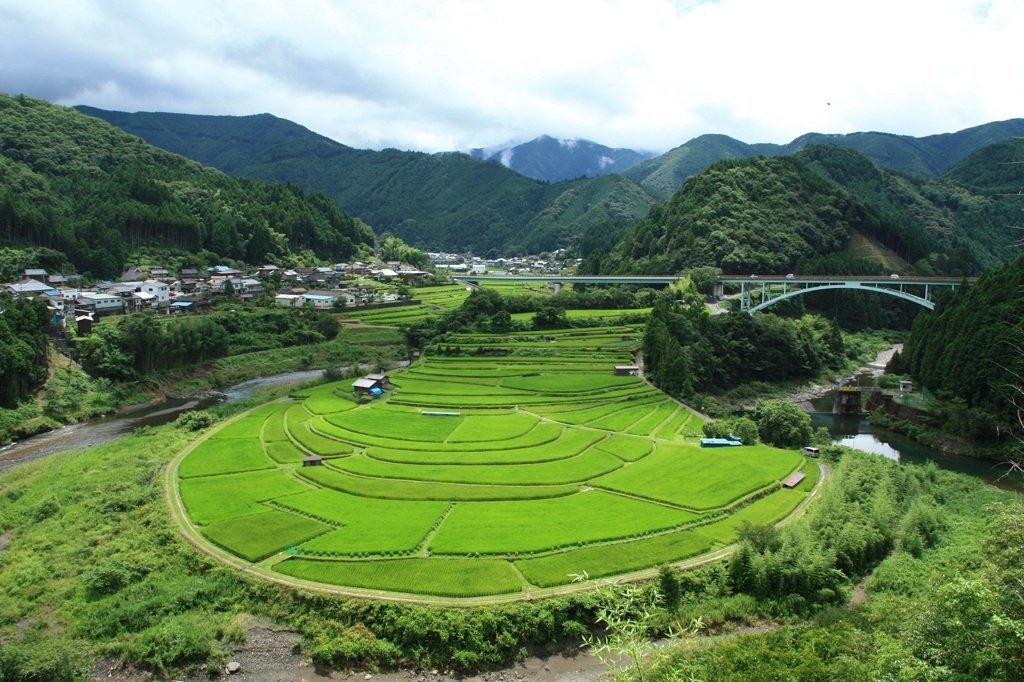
left=2, top=0, right=1022, bottom=154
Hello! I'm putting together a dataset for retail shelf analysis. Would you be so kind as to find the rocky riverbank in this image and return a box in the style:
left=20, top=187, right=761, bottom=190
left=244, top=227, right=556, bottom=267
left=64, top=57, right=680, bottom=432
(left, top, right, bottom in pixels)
left=783, top=344, right=901, bottom=413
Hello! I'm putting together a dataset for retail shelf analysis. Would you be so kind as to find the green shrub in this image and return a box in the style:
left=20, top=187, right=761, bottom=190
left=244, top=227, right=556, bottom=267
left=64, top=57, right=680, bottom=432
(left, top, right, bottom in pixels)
left=112, top=613, right=225, bottom=674
left=174, top=411, right=217, bottom=431
left=305, top=621, right=401, bottom=670
left=0, top=637, right=93, bottom=682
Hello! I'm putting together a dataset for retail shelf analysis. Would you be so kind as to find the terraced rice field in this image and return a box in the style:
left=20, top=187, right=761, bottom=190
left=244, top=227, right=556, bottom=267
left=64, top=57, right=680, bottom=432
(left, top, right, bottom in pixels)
left=173, top=327, right=817, bottom=600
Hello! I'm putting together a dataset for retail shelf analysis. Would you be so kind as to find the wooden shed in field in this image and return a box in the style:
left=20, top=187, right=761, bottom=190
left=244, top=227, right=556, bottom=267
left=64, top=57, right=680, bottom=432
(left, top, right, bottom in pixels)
left=352, top=377, right=385, bottom=396
left=782, top=472, right=807, bottom=489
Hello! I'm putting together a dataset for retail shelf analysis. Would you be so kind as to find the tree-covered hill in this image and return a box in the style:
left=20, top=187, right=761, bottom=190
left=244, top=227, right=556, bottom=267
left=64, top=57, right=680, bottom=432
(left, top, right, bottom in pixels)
left=624, top=119, right=1024, bottom=200
left=601, top=145, right=1022, bottom=277
left=76, top=106, right=658, bottom=255
left=75, top=106, right=339, bottom=175
left=943, top=137, right=1024, bottom=195
left=796, top=144, right=1024, bottom=272
left=0, top=95, right=374, bottom=278
left=623, top=134, right=763, bottom=199
left=602, top=155, right=868, bottom=275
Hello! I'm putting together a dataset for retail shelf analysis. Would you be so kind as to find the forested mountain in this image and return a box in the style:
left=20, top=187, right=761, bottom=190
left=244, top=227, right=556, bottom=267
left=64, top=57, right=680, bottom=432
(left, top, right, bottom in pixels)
left=598, top=146, right=1022, bottom=277
left=75, top=106, right=338, bottom=175
left=469, top=135, right=655, bottom=183
left=600, top=155, right=870, bottom=275
left=0, top=95, right=374, bottom=278
left=794, top=144, right=1023, bottom=272
left=624, top=119, right=1024, bottom=199
left=77, top=104, right=1024, bottom=257
left=943, top=137, right=1024, bottom=195
left=76, top=106, right=657, bottom=255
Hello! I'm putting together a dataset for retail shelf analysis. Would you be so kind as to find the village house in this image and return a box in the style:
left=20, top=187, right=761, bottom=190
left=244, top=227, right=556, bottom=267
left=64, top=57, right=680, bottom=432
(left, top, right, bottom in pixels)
left=365, top=372, right=389, bottom=385
left=5, top=279, right=53, bottom=296
left=140, top=279, right=171, bottom=303
left=168, top=295, right=212, bottom=314
left=303, top=293, right=338, bottom=310
left=398, top=269, right=429, bottom=285
left=120, top=266, right=147, bottom=282
left=257, top=265, right=281, bottom=278
left=78, top=292, right=124, bottom=316
left=275, top=293, right=306, bottom=308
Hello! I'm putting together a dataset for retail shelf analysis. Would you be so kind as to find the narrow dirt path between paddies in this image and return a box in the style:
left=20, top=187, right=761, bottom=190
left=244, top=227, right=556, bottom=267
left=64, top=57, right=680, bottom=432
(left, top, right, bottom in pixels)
left=165, top=400, right=832, bottom=606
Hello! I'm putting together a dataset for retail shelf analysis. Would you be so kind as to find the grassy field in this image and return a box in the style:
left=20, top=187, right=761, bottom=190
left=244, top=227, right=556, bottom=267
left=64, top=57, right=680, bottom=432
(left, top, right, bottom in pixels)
left=274, top=557, right=524, bottom=597
left=515, top=530, right=715, bottom=587
left=172, top=326, right=818, bottom=599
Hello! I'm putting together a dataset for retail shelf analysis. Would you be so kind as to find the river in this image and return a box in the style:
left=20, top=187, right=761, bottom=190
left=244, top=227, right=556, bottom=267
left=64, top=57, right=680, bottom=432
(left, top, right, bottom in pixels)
left=802, top=345, right=1022, bottom=492
left=0, top=368, right=340, bottom=474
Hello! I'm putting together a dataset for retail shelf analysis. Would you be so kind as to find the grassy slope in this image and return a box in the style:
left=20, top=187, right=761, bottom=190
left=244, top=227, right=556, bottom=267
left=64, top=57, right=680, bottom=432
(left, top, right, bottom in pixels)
left=845, top=230, right=910, bottom=271
left=0, top=324, right=404, bottom=445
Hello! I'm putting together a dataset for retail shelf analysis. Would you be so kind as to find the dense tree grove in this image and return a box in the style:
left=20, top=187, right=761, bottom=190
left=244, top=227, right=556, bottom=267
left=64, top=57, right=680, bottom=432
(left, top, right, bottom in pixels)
left=73, top=308, right=339, bottom=381
left=0, top=294, right=49, bottom=408
left=746, top=399, right=812, bottom=448
left=641, top=284, right=845, bottom=403
left=901, top=253, right=1024, bottom=424
left=376, top=233, right=431, bottom=269
left=0, top=95, right=374, bottom=279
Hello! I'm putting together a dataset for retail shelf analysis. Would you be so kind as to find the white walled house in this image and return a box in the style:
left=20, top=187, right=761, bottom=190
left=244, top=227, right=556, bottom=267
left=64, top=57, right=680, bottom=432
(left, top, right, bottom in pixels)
left=304, top=294, right=338, bottom=310
left=79, top=292, right=124, bottom=316
left=275, top=294, right=306, bottom=308
left=141, top=279, right=171, bottom=303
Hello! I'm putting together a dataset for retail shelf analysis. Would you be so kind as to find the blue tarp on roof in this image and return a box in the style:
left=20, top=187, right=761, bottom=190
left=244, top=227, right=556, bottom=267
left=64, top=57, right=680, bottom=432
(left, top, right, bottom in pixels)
left=369, top=386, right=383, bottom=396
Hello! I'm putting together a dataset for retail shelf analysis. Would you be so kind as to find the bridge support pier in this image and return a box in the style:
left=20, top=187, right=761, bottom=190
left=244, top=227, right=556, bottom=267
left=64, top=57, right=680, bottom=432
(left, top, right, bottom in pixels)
left=713, top=282, right=724, bottom=300
left=549, top=282, right=563, bottom=294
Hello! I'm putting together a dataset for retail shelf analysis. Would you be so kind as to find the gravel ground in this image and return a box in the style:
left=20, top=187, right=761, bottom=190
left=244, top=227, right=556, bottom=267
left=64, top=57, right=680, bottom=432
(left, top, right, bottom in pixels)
left=92, top=621, right=607, bottom=682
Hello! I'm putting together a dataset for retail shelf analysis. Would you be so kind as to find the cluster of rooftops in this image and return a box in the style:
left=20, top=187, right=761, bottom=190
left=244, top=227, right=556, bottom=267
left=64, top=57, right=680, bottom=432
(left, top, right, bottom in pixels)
left=2, top=261, right=431, bottom=322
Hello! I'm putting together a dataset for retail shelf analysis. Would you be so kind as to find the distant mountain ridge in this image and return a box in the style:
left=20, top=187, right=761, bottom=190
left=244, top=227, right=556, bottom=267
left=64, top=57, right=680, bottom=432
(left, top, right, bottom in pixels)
left=74, top=106, right=350, bottom=174
left=469, top=135, right=656, bottom=183
left=75, top=104, right=1024, bottom=258
left=625, top=120, right=1024, bottom=198
left=76, top=106, right=658, bottom=254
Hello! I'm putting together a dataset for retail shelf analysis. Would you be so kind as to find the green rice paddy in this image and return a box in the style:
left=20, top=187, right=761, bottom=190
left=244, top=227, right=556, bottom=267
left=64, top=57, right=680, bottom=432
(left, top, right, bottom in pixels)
left=173, top=326, right=819, bottom=600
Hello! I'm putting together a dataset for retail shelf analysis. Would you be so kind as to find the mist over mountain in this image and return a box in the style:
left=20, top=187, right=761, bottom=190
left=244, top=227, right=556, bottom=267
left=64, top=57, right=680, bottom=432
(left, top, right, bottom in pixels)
left=469, top=135, right=656, bottom=183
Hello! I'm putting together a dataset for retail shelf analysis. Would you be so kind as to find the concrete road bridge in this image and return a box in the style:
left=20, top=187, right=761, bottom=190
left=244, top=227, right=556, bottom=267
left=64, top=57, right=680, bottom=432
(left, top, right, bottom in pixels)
left=452, top=273, right=974, bottom=312
left=718, top=275, right=973, bottom=312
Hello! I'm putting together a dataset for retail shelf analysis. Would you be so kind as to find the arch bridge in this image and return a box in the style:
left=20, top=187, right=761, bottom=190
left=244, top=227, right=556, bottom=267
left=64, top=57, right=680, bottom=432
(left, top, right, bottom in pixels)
left=451, top=273, right=974, bottom=312
left=717, top=275, right=973, bottom=313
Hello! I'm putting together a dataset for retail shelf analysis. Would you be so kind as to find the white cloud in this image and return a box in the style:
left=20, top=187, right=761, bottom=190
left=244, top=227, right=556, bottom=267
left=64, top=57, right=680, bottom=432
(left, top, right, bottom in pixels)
left=1, top=0, right=1021, bottom=153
